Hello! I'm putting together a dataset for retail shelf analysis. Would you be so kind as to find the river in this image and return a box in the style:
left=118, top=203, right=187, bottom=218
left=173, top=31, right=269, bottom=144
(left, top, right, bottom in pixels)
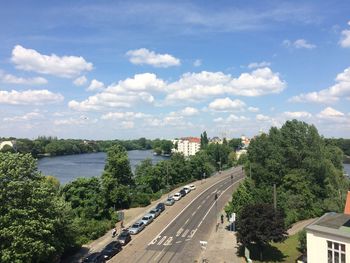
left=344, top=163, right=350, bottom=177
left=37, top=150, right=168, bottom=185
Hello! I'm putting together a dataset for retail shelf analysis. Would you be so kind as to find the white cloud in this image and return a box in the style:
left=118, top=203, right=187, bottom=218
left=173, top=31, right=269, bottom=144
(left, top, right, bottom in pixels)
left=317, top=107, right=344, bottom=119
left=339, top=21, right=350, bottom=48
left=11, top=45, right=93, bottom=78
left=256, top=114, right=270, bottom=121
left=208, top=97, right=246, bottom=111
left=54, top=116, right=97, bottom=126
left=179, top=107, right=199, bottom=116
left=247, top=61, right=271, bottom=69
left=101, top=112, right=149, bottom=120
left=283, top=39, right=316, bottom=49
left=3, top=112, right=43, bottom=122
left=283, top=111, right=312, bottom=119
left=0, top=89, right=63, bottom=105
left=87, top=79, right=105, bottom=91
left=166, top=68, right=286, bottom=101
left=213, top=114, right=249, bottom=123
left=289, top=66, right=350, bottom=104
left=193, top=59, right=202, bottom=67
left=248, top=106, right=259, bottom=112
left=121, top=121, right=135, bottom=129
left=73, top=76, right=87, bottom=86
left=0, top=71, right=47, bottom=85
left=126, top=48, right=180, bottom=68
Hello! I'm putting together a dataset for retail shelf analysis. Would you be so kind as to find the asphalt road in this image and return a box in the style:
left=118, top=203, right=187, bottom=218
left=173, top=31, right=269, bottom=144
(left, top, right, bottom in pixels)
left=109, top=167, right=244, bottom=263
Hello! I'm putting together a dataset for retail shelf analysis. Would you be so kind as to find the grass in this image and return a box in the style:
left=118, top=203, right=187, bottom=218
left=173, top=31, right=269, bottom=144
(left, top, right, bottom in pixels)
left=242, top=233, right=302, bottom=263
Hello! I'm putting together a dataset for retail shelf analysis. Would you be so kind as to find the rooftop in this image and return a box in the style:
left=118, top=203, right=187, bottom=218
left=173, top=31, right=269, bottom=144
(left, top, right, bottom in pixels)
left=306, top=212, right=350, bottom=239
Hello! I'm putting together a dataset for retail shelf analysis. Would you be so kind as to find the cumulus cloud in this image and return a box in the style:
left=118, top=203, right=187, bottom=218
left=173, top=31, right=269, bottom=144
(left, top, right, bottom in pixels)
left=166, top=68, right=286, bottom=101
left=126, top=48, right=180, bottom=68
left=283, top=39, right=316, bottom=49
left=339, top=21, right=350, bottom=48
left=87, top=79, right=105, bottom=91
left=0, top=71, right=47, bottom=85
left=11, top=45, right=93, bottom=78
left=69, top=73, right=163, bottom=111
left=0, top=89, right=63, bottom=105
left=247, top=61, right=271, bottom=69
left=208, top=97, right=246, bottom=111
left=179, top=107, right=199, bottom=116
left=256, top=114, right=270, bottom=121
left=213, top=114, right=249, bottom=124
left=248, top=106, right=259, bottom=112
left=101, top=111, right=149, bottom=120
left=54, top=115, right=97, bottom=126
left=317, top=107, right=344, bottom=119
left=3, top=112, right=43, bottom=122
left=283, top=111, right=312, bottom=119
left=289, top=66, right=350, bottom=104
left=73, top=76, right=87, bottom=86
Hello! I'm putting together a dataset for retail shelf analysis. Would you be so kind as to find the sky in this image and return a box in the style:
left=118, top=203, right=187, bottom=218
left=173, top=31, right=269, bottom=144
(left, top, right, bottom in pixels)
left=0, top=0, right=350, bottom=140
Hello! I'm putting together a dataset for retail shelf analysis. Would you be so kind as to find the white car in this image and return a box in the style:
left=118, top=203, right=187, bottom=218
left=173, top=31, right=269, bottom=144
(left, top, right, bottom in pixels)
left=128, top=221, right=145, bottom=234
left=189, top=184, right=196, bottom=190
left=173, top=192, right=182, bottom=201
left=141, top=214, right=154, bottom=225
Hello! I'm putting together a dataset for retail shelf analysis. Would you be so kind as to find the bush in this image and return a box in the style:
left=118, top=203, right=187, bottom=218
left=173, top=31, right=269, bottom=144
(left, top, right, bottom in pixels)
left=130, top=192, right=151, bottom=207
left=73, top=218, right=113, bottom=245
left=297, top=230, right=307, bottom=253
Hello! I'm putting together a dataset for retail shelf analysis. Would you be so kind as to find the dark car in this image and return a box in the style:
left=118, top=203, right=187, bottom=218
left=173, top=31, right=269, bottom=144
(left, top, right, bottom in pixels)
left=82, top=252, right=106, bottom=263
left=156, top=202, right=165, bottom=212
left=117, top=230, right=131, bottom=245
left=149, top=208, right=161, bottom=218
left=100, top=241, right=122, bottom=260
left=179, top=189, right=187, bottom=197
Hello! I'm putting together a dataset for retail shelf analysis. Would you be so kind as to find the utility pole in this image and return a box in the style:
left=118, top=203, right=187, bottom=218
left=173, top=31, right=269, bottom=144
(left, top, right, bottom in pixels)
left=273, top=184, right=277, bottom=211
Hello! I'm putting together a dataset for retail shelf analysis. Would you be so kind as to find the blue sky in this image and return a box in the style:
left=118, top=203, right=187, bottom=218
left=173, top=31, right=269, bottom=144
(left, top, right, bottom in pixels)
left=0, top=0, right=350, bottom=139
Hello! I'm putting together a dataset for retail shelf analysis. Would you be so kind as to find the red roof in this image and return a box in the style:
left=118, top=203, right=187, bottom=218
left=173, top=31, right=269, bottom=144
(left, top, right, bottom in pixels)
left=182, top=137, right=200, bottom=143
left=345, top=191, right=350, bottom=215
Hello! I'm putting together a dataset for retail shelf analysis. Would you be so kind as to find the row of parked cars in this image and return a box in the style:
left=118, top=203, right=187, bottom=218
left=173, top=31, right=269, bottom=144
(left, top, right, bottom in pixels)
left=82, top=184, right=196, bottom=262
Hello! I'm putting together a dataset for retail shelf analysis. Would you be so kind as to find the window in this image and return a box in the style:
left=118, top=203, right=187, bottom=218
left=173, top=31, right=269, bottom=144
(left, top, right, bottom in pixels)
left=327, top=240, right=346, bottom=263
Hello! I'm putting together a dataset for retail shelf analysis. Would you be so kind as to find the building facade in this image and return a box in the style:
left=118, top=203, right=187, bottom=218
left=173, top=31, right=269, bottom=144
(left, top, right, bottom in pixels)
left=172, top=137, right=201, bottom=157
left=306, top=213, right=350, bottom=263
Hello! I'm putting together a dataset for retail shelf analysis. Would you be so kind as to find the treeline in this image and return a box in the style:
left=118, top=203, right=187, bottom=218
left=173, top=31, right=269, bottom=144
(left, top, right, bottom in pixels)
left=325, top=138, right=350, bottom=161
left=225, top=120, right=350, bottom=227
left=0, top=136, right=237, bottom=262
left=0, top=136, right=173, bottom=157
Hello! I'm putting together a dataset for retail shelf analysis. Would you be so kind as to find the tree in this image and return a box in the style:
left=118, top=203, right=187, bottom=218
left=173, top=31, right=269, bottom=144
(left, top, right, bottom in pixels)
left=200, top=131, right=209, bottom=149
left=237, top=203, right=288, bottom=260
left=0, top=152, right=76, bottom=263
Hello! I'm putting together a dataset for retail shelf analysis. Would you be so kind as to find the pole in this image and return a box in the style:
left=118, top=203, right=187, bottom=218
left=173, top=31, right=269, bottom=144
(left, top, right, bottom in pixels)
left=273, top=184, right=277, bottom=211
left=167, top=163, right=169, bottom=197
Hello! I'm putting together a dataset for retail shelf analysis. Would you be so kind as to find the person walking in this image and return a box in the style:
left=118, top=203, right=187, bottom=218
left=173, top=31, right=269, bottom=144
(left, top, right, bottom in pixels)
left=112, top=228, right=117, bottom=237
left=221, top=214, right=224, bottom=224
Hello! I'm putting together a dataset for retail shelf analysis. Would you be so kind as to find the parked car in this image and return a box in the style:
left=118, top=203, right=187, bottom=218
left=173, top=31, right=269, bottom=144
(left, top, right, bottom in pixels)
left=82, top=252, right=106, bottom=263
left=173, top=192, right=182, bottom=201
left=128, top=221, right=145, bottom=234
left=183, top=185, right=191, bottom=194
left=189, top=184, right=196, bottom=190
left=156, top=202, right=165, bottom=212
left=180, top=189, right=187, bottom=197
left=117, top=230, right=131, bottom=245
left=165, top=196, right=175, bottom=206
left=149, top=208, right=161, bottom=218
left=141, top=214, right=154, bottom=225
left=101, top=241, right=122, bottom=260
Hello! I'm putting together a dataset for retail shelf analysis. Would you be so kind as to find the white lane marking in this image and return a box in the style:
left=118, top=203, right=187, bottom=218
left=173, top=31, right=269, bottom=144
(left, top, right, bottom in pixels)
left=149, top=235, right=161, bottom=245
left=192, top=211, right=196, bottom=216
left=187, top=228, right=197, bottom=239
left=176, top=228, right=184, bottom=237
left=164, top=236, right=173, bottom=246
left=196, top=205, right=201, bottom=210
left=152, top=174, right=239, bottom=239
left=201, top=200, right=206, bottom=205
left=184, top=218, right=190, bottom=225
left=157, top=236, right=167, bottom=245
left=197, top=178, right=243, bottom=229
left=181, top=229, right=189, bottom=238
left=153, top=247, right=166, bottom=261
left=212, top=190, right=217, bottom=194
left=176, top=241, right=182, bottom=244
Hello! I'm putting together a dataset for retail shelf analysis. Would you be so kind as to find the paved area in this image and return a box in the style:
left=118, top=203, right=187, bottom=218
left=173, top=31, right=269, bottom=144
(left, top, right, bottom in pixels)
left=66, top=167, right=244, bottom=263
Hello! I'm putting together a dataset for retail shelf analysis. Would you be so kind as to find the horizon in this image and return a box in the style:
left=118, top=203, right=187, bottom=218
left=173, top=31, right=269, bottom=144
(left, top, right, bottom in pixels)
left=1, top=1, right=350, bottom=140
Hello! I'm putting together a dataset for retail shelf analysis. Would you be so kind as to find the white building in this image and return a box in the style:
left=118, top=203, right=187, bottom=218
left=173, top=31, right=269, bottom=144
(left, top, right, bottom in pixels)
left=306, top=191, right=350, bottom=263
left=172, top=137, right=201, bottom=157
left=0, top=140, right=15, bottom=151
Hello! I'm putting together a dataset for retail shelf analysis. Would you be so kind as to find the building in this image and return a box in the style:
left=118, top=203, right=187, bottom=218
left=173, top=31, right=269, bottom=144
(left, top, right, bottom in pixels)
left=241, top=135, right=250, bottom=149
left=0, top=140, right=15, bottom=151
left=306, top=191, right=350, bottom=263
left=172, top=137, right=200, bottom=157
left=209, top=136, right=223, bottom=144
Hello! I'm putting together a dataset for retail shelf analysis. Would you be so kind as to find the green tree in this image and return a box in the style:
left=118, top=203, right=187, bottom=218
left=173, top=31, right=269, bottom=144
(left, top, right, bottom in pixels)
left=200, top=131, right=209, bottom=149
left=0, top=153, right=76, bottom=263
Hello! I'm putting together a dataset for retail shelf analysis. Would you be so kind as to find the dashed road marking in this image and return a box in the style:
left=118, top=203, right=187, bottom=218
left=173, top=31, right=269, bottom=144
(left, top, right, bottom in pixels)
left=176, top=241, right=182, bottom=244
left=192, top=211, right=196, bottom=216
left=176, top=228, right=184, bottom=237
left=187, top=228, right=197, bottom=239
left=164, top=236, right=173, bottom=246
left=182, top=229, right=189, bottom=238
left=157, top=236, right=167, bottom=245
left=149, top=236, right=161, bottom=246
left=184, top=218, right=190, bottom=225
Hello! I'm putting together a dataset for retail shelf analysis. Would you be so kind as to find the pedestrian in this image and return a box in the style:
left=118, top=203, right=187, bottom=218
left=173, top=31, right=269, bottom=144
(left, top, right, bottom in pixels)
left=112, top=228, right=117, bottom=237
left=221, top=214, right=224, bottom=224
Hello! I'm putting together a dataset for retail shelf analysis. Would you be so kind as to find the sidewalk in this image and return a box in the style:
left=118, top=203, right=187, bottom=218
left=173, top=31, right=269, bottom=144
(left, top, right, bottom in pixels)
left=196, top=210, right=243, bottom=263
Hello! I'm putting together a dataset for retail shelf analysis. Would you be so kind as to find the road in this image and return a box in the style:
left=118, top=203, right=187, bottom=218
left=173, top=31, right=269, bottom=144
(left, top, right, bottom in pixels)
left=109, top=167, right=244, bottom=263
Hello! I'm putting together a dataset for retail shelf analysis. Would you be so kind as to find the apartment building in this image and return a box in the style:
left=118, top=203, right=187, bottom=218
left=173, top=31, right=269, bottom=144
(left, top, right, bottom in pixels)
left=172, top=137, right=201, bottom=157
